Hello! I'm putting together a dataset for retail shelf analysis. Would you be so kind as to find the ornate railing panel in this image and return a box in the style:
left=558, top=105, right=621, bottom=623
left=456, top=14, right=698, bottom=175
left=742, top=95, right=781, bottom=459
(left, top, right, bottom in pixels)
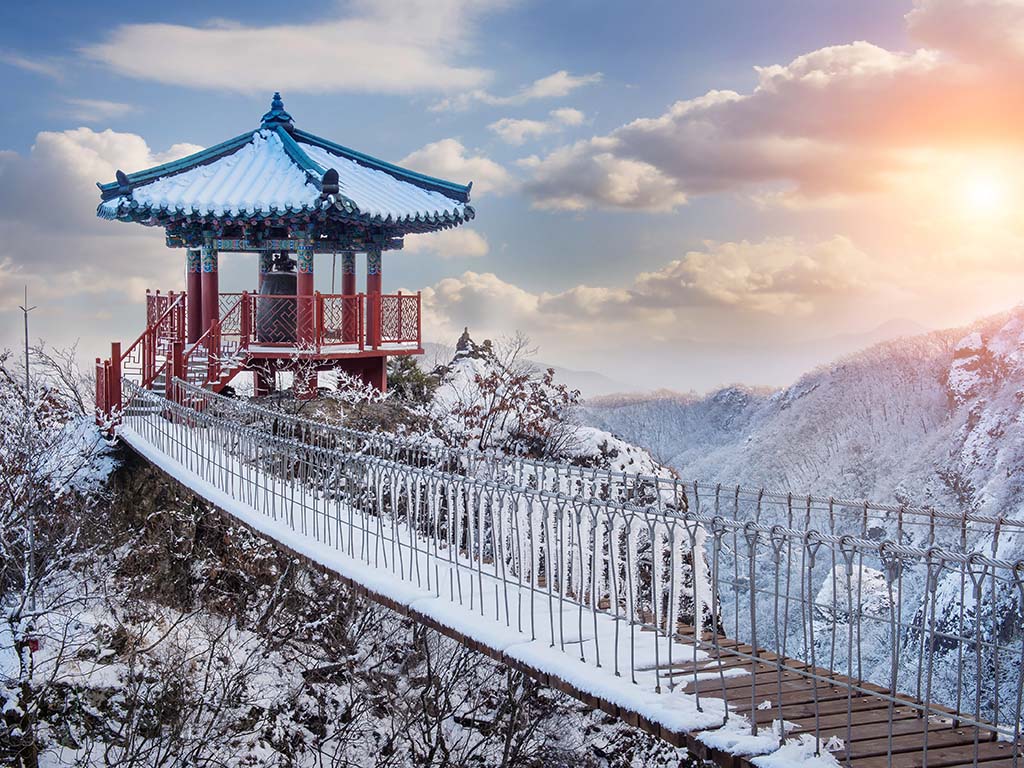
left=319, top=294, right=363, bottom=347
left=379, top=292, right=420, bottom=345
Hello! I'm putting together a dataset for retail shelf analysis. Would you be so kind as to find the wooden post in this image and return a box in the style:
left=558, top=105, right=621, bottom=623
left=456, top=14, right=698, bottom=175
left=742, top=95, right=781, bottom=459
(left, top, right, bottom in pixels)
left=200, top=238, right=219, bottom=334
left=397, top=290, right=403, bottom=343
left=296, top=238, right=314, bottom=349
left=315, top=291, right=323, bottom=349
left=341, top=251, right=356, bottom=343
left=258, top=251, right=273, bottom=294
left=254, top=366, right=274, bottom=397
left=168, top=341, right=184, bottom=402
left=358, top=295, right=365, bottom=351
left=187, top=249, right=203, bottom=343
left=364, top=357, right=387, bottom=393
left=341, top=251, right=356, bottom=294
left=240, top=292, right=251, bottom=348
left=416, top=290, right=422, bottom=348
left=366, top=246, right=382, bottom=349
left=109, top=342, right=122, bottom=422
left=103, top=359, right=112, bottom=428
left=207, top=320, right=221, bottom=384
left=95, top=357, right=104, bottom=424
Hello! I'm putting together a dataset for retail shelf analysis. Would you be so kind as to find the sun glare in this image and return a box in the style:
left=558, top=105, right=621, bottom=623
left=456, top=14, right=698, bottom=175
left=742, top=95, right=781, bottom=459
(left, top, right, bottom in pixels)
left=962, top=172, right=1008, bottom=217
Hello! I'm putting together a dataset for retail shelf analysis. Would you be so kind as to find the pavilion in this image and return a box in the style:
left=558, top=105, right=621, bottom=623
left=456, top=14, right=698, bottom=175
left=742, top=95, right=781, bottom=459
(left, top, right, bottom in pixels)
left=94, top=94, right=474, bottom=402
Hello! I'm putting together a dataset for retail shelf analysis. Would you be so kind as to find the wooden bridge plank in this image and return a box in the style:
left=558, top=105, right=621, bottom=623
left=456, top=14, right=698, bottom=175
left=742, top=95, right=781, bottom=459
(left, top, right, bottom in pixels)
left=754, top=694, right=919, bottom=722
left=770, top=708, right=925, bottom=733
left=817, top=716, right=956, bottom=742
left=836, top=728, right=987, bottom=760
left=684, top=668, right=816, bottom=693
left=730, top=685, right=872, bottom=713
left=848, top=740, right=1017, bottom=768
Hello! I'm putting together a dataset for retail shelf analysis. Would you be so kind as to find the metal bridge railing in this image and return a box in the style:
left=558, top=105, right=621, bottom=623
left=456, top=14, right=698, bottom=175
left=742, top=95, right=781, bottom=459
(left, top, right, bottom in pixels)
left=171, top=378, right=1024, bottom=540
left=124, top=381, right=1024, bottom=764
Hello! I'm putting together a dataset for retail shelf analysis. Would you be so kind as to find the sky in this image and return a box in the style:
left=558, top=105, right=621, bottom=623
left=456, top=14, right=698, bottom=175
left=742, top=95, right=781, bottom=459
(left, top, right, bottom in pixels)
left=1, top=0, right=1022, bottom=393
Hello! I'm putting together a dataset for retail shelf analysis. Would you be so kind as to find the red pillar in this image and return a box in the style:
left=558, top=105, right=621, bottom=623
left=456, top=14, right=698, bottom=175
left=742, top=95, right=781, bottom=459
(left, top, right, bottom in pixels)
left=341, top=251, right=357, bottom=343
left=253, top=366, right=275, bottom=397
left=366, top=247, right=382, bottom=349
left=166, top=341, right=184, bottom=402
left=296, top=239, right=315, bottom=349
left=186, top=249, right=203, bottom=343
left=341, top=251, right=356, bottom=295
left=109, top=342, right=122, bottom=421
left=200, top=240, right=219, bottom=334
left=363, top=357, right=387, bottom=393
left=258, top=251, right=273, bottom=294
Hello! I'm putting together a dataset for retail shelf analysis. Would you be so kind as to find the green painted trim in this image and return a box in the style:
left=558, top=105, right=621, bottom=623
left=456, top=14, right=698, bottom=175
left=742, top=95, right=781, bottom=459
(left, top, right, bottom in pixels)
left=97, top=131, right=255, bottom=199
left=275, top=125, right=326, bottom=178
left=292, top=128, right=472, bottom=202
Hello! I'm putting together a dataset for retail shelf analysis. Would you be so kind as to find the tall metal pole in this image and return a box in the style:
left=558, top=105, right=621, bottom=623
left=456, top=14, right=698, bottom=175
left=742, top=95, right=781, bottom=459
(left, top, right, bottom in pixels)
left=19, top=286, right=36, bottom=612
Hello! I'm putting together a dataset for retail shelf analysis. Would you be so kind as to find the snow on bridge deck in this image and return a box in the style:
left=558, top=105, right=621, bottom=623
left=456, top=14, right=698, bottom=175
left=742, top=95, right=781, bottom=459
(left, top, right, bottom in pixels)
left=114, top=383, right=1024, bottom=768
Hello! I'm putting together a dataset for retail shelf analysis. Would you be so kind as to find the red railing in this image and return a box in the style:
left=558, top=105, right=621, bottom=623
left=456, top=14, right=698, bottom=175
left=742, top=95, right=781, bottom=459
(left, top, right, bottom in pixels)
left=318, top=294, right=364, bottom=348
left=96, top=289, right=421, bottom=424
left=240, top=292, right=418, bottom=350
left=183, top=295, right=245, bottom=387
left=95, top=292, right=185, bottom=425
left=379, top=292, right=420, bottom=346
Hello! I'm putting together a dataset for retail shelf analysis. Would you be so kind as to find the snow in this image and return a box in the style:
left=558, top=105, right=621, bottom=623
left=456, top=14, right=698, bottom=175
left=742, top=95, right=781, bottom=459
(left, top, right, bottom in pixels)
left=115, top=415, right=855, bottom=763
left=751, top=735, right=842, bottom=768
left=100, top=129, right=468, bottom=222
left=118, top=422, right=731, bottom=735
left=583, top=303, right=1024, bottom=732
left=955, top=332, right=984, bottom=354
left=301, top=141, right=469, bottom=221
left=120, top=130, right=318, bottom=216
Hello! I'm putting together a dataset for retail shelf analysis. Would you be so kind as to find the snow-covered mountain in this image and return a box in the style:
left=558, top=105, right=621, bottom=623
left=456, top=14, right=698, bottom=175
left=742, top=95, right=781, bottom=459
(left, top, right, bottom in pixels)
left=585, top=306, right=1024, bottom=713
left=422, top=340, right=629, bottom=398
left=583, top=305, right=1024, bottom=525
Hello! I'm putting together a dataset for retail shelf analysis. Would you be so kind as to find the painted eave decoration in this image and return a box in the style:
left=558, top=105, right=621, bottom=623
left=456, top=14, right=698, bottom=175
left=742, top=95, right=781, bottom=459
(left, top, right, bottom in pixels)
left=96, top=93, right=475, bottom=233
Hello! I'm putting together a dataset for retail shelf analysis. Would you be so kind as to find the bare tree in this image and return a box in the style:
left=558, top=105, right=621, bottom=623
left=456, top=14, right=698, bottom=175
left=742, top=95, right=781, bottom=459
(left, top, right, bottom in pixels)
left=0, top=347, right=111, bottom=768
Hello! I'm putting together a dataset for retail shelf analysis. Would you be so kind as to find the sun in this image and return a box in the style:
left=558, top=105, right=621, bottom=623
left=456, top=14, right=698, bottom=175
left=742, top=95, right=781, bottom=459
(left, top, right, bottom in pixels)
left=962, top=171, right=1008, bottom=217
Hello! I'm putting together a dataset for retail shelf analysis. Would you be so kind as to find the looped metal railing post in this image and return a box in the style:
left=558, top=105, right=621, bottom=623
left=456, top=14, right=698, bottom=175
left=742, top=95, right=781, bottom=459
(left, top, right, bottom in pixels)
left=743, top=521, right=761, bottom=737
left=803, top=530, right=823, bottom=756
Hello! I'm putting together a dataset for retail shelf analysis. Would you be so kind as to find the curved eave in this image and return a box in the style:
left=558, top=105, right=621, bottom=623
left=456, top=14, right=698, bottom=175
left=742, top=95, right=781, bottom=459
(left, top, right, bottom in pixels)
left=96, top=198, right=475, bottom=232
left=96, top=131, right=256, bottom=201
left=293, top=128, right=472, bottom=203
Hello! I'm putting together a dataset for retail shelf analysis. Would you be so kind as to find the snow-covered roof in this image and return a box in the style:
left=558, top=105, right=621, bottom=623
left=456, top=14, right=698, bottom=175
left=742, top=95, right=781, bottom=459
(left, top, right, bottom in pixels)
left=97, top=93, right=474, bottom=233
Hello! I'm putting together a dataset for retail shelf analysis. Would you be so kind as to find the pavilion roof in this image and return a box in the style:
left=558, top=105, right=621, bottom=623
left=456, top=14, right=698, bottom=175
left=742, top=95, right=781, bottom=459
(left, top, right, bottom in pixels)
left=96, top=94, right=474, bottom=237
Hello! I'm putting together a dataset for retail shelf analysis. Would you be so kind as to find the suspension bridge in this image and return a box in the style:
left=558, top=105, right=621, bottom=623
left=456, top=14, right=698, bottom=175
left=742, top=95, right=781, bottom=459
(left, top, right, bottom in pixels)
left=97, top=378, right=1024, bottom=768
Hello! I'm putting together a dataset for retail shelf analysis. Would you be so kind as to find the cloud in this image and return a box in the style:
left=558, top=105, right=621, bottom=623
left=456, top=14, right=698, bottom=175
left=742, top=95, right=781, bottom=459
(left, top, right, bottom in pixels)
left=80, top=0, right=504, bottom=94
left=423, top=236, right=874, bottom=346
left=627, top=236, right=868, bottom=315
left=906, top=0, right=1024, bottom=65
left=0, top=128, right=201, bottom=312
left=519, top=138, right=687, bottom=211
left=403, top=228, right=490, bottom=259
left=64, top=98, right=138, bottom=123
left=0, top=49, right=63, bottom=80
left=519, top=2, right=1024, bottom=211
left=431, top=70, right=602, bottom=111
left=422, top=271, right=540, bottom=339
left=399, top=139, right=511, bottom=195
left=489, top=108, right=585, bottom=145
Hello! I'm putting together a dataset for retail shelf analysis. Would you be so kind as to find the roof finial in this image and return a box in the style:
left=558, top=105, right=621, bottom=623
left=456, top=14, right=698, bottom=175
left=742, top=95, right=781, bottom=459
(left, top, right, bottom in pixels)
left=261, top=91, right=294, bottom=131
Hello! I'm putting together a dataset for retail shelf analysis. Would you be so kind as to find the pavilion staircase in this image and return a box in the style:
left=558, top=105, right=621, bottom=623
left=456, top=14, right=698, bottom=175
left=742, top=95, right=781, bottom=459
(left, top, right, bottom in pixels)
left=97, top=292, right=251, bottom=422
